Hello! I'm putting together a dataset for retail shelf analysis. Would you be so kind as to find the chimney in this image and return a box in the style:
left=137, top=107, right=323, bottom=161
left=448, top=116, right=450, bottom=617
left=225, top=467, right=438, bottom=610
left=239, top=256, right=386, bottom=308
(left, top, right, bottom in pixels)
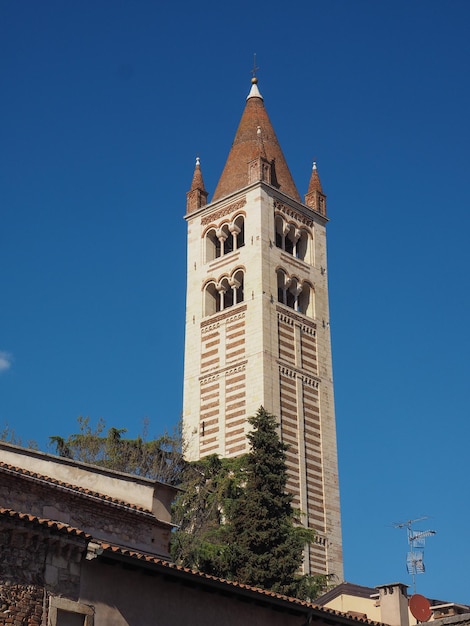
left=376, top=583, right=410, bottom=626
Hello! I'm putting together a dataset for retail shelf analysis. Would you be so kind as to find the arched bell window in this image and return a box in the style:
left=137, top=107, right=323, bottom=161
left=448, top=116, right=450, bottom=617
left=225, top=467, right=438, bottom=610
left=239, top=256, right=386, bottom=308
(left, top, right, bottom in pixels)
left=274, top=214, right=312, bottom=263
left=298, top=282, right=314, bottom=317
left=204, top=281, right=219, bottom=316
left=277, top=269, right=314, bottom=318
left=205, top=228, right=220, bottom=262
left=204, top=216, right=245, bottom=263
left=296, top=230, right=309, bottom=261
left=203, top=269, right=245, bottom=317
left=231, top=269, right=244, bottom=305
left=233, top=215, right=245, bottom=250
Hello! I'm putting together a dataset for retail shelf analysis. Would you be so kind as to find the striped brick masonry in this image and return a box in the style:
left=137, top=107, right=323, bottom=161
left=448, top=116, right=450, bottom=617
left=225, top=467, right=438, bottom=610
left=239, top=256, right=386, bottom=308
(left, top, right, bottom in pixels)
left=183, top=77, right=343, bottom=579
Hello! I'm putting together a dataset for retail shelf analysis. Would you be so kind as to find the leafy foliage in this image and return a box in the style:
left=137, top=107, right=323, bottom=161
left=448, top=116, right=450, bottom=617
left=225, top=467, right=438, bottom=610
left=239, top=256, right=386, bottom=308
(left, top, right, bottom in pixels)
left=48, top=410, right=332, bottom=599
left=1, top=422, right=37, bottom=449
left=49, top=416, right=184, bottom=484
left=1, top=423, right=22, bottom=446
left=171, top=407, right=330, bottom=599
left=171, top=453, right=244, bottom=577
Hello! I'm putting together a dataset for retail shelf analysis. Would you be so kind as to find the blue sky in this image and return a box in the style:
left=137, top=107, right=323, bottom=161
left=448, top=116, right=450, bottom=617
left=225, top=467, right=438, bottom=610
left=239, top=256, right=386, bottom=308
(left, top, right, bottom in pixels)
left=1, top=0, right=470, bottom=605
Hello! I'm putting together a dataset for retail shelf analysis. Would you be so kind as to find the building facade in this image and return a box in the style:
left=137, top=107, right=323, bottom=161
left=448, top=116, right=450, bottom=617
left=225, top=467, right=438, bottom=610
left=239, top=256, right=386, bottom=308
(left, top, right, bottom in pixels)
left=183, top=77, right=343, bottom=579
left=317, top=581, right=470, bottom=626
left=0, top=442, right=359, bottom=626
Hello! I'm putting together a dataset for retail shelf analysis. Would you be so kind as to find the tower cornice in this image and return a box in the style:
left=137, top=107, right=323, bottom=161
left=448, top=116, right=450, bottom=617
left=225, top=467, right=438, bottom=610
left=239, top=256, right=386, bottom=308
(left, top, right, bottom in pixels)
left=185, top=180, right=328, bottom=226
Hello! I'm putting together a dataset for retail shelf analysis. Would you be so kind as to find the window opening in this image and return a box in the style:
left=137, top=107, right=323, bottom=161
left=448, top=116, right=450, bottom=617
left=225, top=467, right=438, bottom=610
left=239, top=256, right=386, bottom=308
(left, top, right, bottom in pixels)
left=204, top=282, right=219, bottom=316
left=234, top=216, right=245, bottom=249
left=277, top=270, right=313, bottom=318
left=275, top=216, right=285, bottom=251
left=275, top=215, right=311, bottom=262
left=298, top=284, right=310, bottom=315
left=206, top=217, right=245, bottom=263
left=204, top=271, right=245, bottom=317
left=296, top=230, right=309, bottom=261
left=277, top=270, right=288, bottom=305
left=205, top=229, right=220, bottom=262
left=49, top=597, right=94, bottom=626
left=232, top=270, right=244, bottom=305
left=222, top=224, right=233, bottom=255
left=220, top=277, right=233, bottom=309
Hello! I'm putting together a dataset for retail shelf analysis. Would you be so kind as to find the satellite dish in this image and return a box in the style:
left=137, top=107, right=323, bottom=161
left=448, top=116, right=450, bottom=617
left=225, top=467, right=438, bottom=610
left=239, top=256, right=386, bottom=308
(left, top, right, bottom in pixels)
left=409, top=594, right=432, bottom=622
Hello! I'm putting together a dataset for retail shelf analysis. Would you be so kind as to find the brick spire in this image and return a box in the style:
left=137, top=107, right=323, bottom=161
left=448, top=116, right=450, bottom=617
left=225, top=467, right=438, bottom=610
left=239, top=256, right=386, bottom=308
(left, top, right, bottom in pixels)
left=212, top=78, right=301, bottom=202
left=305, top=161, right=327, bottom=216
left=186, top=157, right=209, bottom=213
left=307, top=161, right=323, bottom=194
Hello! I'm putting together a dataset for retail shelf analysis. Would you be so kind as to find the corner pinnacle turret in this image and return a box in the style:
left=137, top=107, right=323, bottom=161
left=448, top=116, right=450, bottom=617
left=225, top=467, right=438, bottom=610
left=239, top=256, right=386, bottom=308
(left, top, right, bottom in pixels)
left=305, top=161, right=327, bottom=216
left=186, top=156, right=208, bottom=213
left=212, top=78, right=301, bottom=203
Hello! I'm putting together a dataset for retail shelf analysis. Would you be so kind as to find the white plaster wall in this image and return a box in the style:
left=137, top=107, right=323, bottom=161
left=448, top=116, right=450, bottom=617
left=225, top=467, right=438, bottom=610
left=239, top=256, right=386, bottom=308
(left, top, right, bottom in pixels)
left=0, top=442, right=171, bottom=520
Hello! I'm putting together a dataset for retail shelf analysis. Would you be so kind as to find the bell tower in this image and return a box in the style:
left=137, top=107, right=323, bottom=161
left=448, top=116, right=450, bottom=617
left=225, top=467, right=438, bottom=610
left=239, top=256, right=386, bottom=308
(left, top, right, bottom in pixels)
left=183, top=77, right=343, bottom=579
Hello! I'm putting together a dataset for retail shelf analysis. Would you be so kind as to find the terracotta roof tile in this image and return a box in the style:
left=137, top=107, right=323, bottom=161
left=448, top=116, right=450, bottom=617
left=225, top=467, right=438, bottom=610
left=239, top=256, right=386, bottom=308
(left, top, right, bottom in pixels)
left=0, top=461, right=152, bottom=516
left=96, top=542, right=382, bottom=624
left=307, top=162, right=323, bottom=194
left=212, top=81, right=301, bottom=203
left=0, top=506, right=381, bottom=625
left=0, top=507, right=89, bottom=538
left=189, top=156, right=207, bottom=194
left=186, top=156, right=209, bottom=212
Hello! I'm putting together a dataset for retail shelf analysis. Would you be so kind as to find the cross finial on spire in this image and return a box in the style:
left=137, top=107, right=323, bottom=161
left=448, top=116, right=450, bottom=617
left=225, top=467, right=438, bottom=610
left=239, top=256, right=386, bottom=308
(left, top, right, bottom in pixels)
left=251, top=53, right=259, bottom=82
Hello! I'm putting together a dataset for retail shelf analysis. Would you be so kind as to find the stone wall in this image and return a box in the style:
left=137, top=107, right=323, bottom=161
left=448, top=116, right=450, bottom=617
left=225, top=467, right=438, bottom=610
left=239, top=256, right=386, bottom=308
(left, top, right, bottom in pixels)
left=0, top=470, right=170, bottom=557
left=0, top=582, right=44, bottom=626
left=0, top=511, right=88, bottom=625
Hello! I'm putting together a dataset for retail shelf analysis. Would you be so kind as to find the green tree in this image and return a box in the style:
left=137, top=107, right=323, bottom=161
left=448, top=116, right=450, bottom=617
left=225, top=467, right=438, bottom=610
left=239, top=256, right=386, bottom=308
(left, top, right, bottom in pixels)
left=49, top=416, right=184, bottom=485
left=49, top=411, right=331, bottom=599
left=225, top=407, right=313, bottom=596
left=171, top=407, right=329, bottom=599
left=171, top=454, right=244, bottom=577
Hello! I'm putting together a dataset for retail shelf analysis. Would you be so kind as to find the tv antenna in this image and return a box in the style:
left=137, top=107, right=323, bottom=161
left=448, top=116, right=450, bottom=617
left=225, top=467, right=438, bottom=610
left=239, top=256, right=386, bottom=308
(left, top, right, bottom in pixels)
left=393, top=517, right=436, bottom=594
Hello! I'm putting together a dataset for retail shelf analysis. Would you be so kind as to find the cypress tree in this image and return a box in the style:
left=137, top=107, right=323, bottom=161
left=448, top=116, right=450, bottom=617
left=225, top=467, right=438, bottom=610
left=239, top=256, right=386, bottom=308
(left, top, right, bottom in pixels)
left=226, top=407, right=310, bottom=595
